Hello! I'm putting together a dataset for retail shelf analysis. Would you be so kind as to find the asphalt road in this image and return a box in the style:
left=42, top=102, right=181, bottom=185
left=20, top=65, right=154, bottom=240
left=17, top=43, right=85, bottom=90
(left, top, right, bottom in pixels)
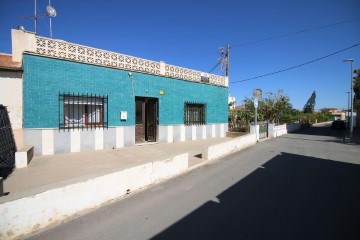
left=27, top=124, right=360, bottom=240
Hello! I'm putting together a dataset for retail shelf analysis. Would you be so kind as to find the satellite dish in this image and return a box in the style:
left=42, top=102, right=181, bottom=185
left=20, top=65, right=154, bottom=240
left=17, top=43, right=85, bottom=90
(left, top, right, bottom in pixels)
left=46, top=5, right=57, bottom=17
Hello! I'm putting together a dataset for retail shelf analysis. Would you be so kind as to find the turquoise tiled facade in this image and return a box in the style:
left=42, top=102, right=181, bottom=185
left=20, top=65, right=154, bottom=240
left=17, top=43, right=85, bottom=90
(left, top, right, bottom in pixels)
left=23, top=54, right=228, bottom=128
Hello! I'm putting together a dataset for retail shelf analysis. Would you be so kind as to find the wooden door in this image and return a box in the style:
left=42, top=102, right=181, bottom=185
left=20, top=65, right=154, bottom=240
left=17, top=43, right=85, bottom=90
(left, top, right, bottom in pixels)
left=146, top=99, right=157, bottom=142
left=135, top=100, right=145, bottom=143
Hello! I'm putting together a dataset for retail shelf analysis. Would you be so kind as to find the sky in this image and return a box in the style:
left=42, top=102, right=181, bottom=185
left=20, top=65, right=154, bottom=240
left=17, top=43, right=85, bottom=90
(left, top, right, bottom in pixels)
left=0, top=0, right=359, bottom=111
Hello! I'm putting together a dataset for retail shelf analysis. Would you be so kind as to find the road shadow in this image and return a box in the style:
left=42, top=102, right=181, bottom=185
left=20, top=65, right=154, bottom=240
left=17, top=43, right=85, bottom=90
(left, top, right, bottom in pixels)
left=152, top=152, right=360, bottom=240
left=290, top=125, right=360, bottom=145
left=280, top=135, right=354, bottom=145
left=294, top=124, right=344, bottom=137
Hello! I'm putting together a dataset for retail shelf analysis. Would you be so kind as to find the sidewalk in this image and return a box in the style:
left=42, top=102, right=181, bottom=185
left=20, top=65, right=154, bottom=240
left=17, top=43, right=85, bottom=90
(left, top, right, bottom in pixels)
left=3, top=137, right=232, bottom=199
left=1, top=132, right=261, bottom=240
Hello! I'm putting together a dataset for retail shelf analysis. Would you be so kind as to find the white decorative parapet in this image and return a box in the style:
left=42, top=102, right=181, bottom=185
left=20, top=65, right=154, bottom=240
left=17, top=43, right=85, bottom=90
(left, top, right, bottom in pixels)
left=11, top=29, right=227, bottom=87
left=35, top=37, right=162, bottom=75
left=164, top=64, right=227, bottom=86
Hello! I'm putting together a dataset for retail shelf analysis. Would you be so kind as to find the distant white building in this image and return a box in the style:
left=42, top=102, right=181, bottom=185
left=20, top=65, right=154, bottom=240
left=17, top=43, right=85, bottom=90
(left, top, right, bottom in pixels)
left=329, top=109, right=357, bottom=127
left=228, top=95, right=236, bottom=109
left=329, top=109, right=345, bottom=120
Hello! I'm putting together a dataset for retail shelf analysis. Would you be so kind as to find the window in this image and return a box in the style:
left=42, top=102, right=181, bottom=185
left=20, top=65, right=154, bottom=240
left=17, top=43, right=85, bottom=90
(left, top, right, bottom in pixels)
left=184, top=102, right=206, bottom=125
left=59, top=92, right=108, bottom=130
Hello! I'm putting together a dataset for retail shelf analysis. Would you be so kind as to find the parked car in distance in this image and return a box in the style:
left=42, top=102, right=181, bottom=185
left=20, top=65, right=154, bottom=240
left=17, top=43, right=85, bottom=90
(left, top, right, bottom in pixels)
left=331, top=120, right=346, bottom=130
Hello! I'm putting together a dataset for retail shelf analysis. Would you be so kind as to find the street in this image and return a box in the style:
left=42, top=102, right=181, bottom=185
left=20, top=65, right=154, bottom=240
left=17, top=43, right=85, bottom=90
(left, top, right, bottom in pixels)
left=27, top=124, right=360, bottom=240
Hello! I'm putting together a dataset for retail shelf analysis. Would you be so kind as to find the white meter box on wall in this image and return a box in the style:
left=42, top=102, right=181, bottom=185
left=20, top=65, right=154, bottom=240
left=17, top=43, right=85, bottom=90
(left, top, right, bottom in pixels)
left=120, top=111, right=127, bottom=120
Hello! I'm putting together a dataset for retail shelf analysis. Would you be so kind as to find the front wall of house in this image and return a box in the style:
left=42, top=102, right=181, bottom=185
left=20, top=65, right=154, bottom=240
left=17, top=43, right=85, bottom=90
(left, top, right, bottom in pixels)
left=0, top=70, right=24, bottom=149
left=23, top=54, right=228, bottom=155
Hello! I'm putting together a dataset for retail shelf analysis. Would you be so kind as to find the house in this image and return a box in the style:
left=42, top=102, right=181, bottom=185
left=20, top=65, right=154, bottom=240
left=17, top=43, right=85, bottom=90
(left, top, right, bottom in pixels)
left=3, top=29, right=229, bottom=156
left=328, top=109, right=345, bottom=121
left=234, top=105, right=246, bottom=111
left=0, top=53, right=23, bottom=149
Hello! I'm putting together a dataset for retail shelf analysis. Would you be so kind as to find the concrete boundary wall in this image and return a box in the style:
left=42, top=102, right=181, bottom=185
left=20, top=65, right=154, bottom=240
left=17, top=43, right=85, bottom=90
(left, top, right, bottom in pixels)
left=274, top=124, right=287, bottom=137
left=286, top=123, right=302, bottom=133
left=268, top=123, right=302, bottom=138
left=202, top=133, right=257, bottom=161
left=0, top=153, right=188, bottom=240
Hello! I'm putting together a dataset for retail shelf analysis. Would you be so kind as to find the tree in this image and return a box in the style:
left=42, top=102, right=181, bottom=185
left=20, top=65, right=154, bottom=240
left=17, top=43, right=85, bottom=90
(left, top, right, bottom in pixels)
left=354, top=68, right=360, bottom=101
left=353, top=68, right=360, bottom=128
left=243, top=90, right=293, bottom=123
left=303, top=91, right=316, bottom=113
left=243, top=96, right=264, bottom=122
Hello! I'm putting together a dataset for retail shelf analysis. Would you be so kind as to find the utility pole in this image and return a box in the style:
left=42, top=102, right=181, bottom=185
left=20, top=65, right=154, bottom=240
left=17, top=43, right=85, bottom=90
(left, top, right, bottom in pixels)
left=225, top=44, right=230, bottom=77
left=343, top=59, right=354, bottom=137
left=346, top=91, right=350, bottom=129
left=34, top=0, right=37, bottom=34
left=350, top=60, right=354, bottom=136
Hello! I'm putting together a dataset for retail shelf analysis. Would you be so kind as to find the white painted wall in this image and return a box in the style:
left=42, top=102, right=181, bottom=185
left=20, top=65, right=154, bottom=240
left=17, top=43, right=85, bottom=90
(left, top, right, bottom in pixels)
left=11, top=29, right=36, bottom=62
left=268, top=123, right=302, bottom=138
left=202, top=133, right=257, bottom=161
left=0, top=71, right=22, bottom=129
left=71, top=130, right=81, bottom=152
left=42, top=129, right=54, bottom=155
left=286, top=123, right=302, bottom=133
left=151, top=153, right=188, bottom=183
left=167, top=125, right=174, bottom=143
left=0, top=70, right=23, bottom=149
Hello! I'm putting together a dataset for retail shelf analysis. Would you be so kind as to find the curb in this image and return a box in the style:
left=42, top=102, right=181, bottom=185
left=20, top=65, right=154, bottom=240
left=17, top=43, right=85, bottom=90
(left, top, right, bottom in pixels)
left=0, top=153, right=188, bottom=240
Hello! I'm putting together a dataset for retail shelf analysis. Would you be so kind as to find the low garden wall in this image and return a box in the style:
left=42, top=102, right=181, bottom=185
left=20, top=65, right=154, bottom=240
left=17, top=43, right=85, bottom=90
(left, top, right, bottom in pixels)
left=268, top=123, right=302, bottom=138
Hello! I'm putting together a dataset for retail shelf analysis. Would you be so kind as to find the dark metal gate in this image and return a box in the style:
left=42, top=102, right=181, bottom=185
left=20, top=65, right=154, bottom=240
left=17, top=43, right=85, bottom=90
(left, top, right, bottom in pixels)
left=259, top=121, right=268, bottom=139
left=0, top=105, right=17, bottom=174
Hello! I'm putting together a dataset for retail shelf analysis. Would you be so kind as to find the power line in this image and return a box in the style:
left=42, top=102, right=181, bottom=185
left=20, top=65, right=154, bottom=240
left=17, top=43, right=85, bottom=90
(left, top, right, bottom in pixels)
left=231, top=43, right=360, bottom=84
left=208, top=61, right=221, bottom=73
left=231, top=18, right=360, bottom=48
left=89, top=18, right=360, bottom=57
left=210, top=18, right=359, bottom=75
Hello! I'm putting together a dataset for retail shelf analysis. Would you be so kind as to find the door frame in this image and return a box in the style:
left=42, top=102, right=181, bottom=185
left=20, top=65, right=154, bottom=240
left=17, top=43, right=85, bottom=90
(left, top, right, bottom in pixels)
left=135, top=96, right=158, bottom=143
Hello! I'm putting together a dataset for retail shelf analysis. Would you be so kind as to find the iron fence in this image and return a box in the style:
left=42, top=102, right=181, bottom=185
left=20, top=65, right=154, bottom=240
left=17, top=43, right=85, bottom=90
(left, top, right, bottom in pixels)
left=258, top=121, right=269, bottom=139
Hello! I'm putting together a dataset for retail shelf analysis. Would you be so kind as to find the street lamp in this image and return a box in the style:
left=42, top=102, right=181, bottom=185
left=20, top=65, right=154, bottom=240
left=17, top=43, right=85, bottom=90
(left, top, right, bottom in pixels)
left=343, top=59, right=354, bottom=137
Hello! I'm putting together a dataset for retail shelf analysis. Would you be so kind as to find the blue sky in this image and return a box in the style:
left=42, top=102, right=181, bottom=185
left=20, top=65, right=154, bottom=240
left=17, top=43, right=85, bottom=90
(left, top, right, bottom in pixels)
left=1, top=0, right=359, bottom=110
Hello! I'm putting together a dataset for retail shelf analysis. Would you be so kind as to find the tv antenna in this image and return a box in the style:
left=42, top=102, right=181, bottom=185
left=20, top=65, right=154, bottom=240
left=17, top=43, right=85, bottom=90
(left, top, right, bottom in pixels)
left=47, top=1, right=57, bottom=38
left=21, top=0, right=57, bottom=38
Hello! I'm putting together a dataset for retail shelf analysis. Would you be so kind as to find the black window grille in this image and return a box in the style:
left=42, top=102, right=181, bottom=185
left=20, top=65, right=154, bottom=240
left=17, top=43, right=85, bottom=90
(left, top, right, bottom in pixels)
left=184, top=102, right=206, bottom=125
left=59, top=92, right=108, bottom=130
